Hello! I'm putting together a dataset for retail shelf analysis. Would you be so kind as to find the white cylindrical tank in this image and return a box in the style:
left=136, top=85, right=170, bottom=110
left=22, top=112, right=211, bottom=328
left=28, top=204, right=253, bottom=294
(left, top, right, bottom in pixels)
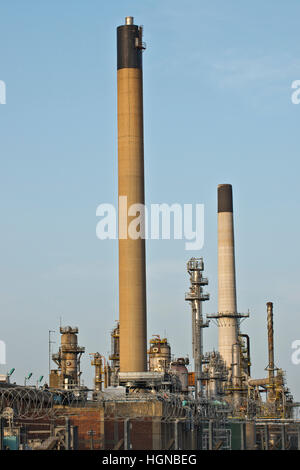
left=148, top=337, right=171, bottom=373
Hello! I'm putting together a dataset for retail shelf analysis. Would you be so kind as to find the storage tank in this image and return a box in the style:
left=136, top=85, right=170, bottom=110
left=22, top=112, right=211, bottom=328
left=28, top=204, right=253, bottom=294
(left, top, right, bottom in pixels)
left=170, top=358, right=189, bottom=392
left=148, top=336, right=171, bottom=373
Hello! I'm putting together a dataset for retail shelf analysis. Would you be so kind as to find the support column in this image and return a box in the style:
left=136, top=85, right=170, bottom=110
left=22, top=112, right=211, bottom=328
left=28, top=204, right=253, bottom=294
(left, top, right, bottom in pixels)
left=174, top=420, right=182, bottom=450
left=0, top=417, right=4, bottom=450
left=65, top=417, right=70, bottom=450
left=152, top=418, right=161, bottom=450
left=208, top=420, right=214, bottom=450
left=281, top=425, right=286, bottom=450
left=264, top=425, right=269, bottom=451
left=124, top=419, right=131, bottom=450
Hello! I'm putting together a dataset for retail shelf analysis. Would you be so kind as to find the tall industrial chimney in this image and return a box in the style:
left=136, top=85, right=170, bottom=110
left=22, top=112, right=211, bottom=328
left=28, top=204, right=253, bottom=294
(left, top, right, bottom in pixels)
left=217, top=184, right=239, bottom=370
left=266, top=302, right=275, bottom=400
left=117, top=17, right=147, bottom=372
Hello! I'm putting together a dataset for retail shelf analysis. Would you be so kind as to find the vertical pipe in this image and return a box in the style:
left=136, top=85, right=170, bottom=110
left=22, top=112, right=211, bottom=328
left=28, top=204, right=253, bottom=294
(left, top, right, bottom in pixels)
left=240, top=422, right=245, bottom=450
left=239, top=334, right=251, bottom=376
left=194, top=299, right=202, bottom=398
left=266, top=302, right=275, bottom=400
left=117, top=18, right=147, bottom=373
left=260, top=429, right=264, bottom=450
left=124, top=419, right=131, bottom=450
left=190, top=417, right=196, bottom=450
left=65, top=417, right=70, bottom=450
left=281, top=425, right=286, bottom=450
left=217, top=184, right=239, bottom=370
left=48, top=330, right=51, bottom=379
left=232, top=343, right=241, bottom=409
left=91, top=353, right=103, bottom=391
left=198, top=424, right=203, bottom=450
left=174, top=419, right=182, bottom=450
left=0, top=417, right=3, bottom=451
left=264, top=425, right=269, bottom=450
left=185, top=259, right=209, bottom=399
left=208, top=420, right=214, bottom=450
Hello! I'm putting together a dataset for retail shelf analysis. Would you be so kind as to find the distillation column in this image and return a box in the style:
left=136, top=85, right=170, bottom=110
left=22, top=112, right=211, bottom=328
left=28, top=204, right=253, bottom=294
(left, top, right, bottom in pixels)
left=90, top=353, right=103, bottom=392
left=185, top=258, right=209, bottom=398
left=117, top=17, right=147, bottom=372
left=217, top=185, right=239, bottom=370
left=266, top=302, right=275, bottom=400
left=51, top=326, right=85, bottom=390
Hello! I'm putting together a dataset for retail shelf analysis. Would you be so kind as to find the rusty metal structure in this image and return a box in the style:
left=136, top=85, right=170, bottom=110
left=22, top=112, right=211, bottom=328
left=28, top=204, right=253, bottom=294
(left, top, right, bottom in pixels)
left=109, top=323, right=120, bottom=386
left=90, top=353, right=104, bottom=392
left=50, top=326, right=85, bottom=390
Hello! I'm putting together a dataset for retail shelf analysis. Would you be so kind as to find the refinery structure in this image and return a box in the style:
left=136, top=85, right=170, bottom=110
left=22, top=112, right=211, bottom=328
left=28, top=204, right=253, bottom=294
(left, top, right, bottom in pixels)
left=0, top=17, right=299, bottom=451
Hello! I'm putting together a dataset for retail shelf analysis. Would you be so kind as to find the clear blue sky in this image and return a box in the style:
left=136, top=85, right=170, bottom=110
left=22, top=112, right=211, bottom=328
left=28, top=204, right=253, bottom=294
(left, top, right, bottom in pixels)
left=0, top=0, right=300, bottom=398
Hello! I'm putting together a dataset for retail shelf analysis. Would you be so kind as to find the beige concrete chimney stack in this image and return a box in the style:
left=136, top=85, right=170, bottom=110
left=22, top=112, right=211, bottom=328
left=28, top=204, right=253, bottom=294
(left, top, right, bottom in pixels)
left=117, top=18, right=147, bottom=373
left=217, top=184, right=239, bottom=370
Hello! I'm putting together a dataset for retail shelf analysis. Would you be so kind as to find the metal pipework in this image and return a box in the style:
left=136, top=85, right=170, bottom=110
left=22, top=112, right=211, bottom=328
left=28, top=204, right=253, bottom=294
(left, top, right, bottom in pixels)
left=51, top=326, right=85, bottom=390
left=90, top=353, right=103, bottom=392
left=117, top=17, right=147, bottom=372
left=266, top=302, right=276, bottom=401
left=185, top=258, right=209, bottom=399
left=248, top=378, right=269, bottom=387
left=239, top=333, right=251, bottom=376
left=217, top=184, right=239, bottom=370
left=247, top=375, right=284, bottom=387
left=267, top=302, right=275, bottom=381
left=232, top=343, right=241, bottom=409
